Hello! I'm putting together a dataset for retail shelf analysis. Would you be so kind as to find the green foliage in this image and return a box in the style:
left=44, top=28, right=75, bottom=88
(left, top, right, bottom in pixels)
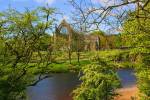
left=90, top=30, right=105, bottom=36
left=38, top=34, right=52, bottom=50
left=90, top=30, right=122, bottom=49
left=136, top=70, right=150, bottom=100
left=0, top=6, right=55, bottom=100
left=113, top=34, right=122, bottom=48
left=73, top=57, right=120, bottom=100
left=121, top=3, right=150, bottom=99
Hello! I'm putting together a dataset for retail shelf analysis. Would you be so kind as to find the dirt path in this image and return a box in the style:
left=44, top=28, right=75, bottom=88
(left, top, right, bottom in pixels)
left=115, top=86, right=139, bottom=100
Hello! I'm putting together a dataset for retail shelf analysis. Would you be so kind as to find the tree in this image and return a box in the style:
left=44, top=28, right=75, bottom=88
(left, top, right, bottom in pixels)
left=121, top=4, right=150, bottom=99
left=69, top=0, right=150, bottom=99
left=73, top=56, right=120, bottom=100
left=0, top=6, right=55, bottom=100
left=73, top=32, right=85, bottom=64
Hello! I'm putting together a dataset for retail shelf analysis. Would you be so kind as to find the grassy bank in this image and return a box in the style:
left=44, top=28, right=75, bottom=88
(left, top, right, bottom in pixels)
left=25, top=49, right=136, bottom=74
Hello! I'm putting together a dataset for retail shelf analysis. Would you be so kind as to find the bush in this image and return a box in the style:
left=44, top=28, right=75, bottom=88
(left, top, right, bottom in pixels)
left=73, top=57, right=120, bottom=100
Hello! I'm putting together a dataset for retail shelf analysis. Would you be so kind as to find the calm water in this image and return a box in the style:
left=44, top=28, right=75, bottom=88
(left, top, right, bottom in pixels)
left=27, top=69, right=136, bottom=100
left=27, top=73, right=80, bottom=100
left=117, top=69, right=136, bottom=88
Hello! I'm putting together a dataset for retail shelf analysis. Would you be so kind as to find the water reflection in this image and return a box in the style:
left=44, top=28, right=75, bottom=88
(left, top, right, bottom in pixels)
left=27, top=69, right=136, bottom=100
left=27, top=73, right=80, bottom=100
left=117, top=69, right=136, bottom=88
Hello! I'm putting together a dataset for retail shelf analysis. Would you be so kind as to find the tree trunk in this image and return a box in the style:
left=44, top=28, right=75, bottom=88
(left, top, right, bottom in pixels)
left=68, top=49, right=71, bottom=64
left=77, top=50, right=80, bottom=65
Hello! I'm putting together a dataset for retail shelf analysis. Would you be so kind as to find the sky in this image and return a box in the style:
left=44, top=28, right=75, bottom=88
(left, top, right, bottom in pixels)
left=0, top=0, right=73, bottom=21
left=0, top=0, right=70, bottom=11
left=0, top=0, right=136, bottom=34
left=0, top=0, right=116, bottom=21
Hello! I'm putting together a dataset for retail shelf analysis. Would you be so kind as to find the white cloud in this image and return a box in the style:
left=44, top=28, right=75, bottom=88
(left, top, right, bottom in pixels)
left=92, top=0, right=119, bottom=7
left=34, top=0, right=55, bottom=5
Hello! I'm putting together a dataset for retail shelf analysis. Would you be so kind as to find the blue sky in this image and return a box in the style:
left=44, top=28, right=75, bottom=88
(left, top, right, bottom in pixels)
left=0, top=0, right=136, bottom=34
left=0, top=0, right=71, bottom=11
left=0, top=0, right=73, bottom=21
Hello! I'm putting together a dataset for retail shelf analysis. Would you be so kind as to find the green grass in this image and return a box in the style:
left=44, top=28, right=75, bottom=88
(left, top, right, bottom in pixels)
left=4, top=49, right=133, bottom=74
left=23, top=59, right=91, bottom=74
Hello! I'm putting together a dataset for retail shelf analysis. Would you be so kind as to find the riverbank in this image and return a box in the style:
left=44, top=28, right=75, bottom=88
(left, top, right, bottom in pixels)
left=115, top=85, right=139, bottom=100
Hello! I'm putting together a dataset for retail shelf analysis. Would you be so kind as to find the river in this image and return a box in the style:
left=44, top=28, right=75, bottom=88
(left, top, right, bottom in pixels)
left=27, top=69, right=136, bottom=100
left=27, top=73, right=80, bottom=100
